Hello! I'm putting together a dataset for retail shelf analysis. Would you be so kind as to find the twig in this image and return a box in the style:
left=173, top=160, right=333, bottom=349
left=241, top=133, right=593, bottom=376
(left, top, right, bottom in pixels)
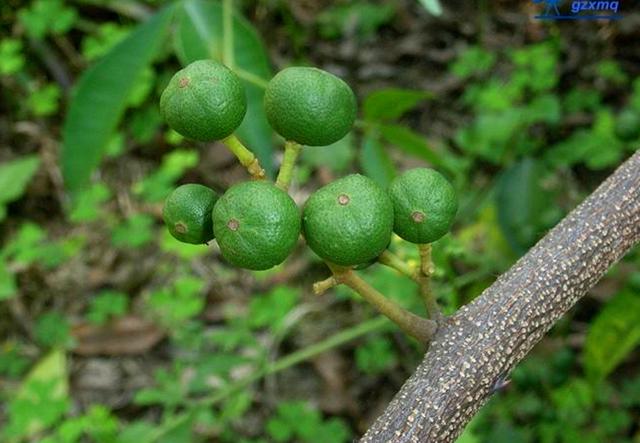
left=313, top=275, right=338, bottom=295
left=275, top=140, right=301, bottom=191
left=418, top=243, right=434, bottom=276
left=378, top=250, right=419, bottom=282
left=222, top=134, right=266, bottom=180
left=362, top=151, right=640, bottom=442
left=327, top=263, right=436, bottom=343
left=418, top=243, right=444, bottom=323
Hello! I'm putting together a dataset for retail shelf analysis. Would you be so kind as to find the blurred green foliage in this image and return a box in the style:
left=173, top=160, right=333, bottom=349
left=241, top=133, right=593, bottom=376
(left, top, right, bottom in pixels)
left=0, top=0, right=639, bottom=442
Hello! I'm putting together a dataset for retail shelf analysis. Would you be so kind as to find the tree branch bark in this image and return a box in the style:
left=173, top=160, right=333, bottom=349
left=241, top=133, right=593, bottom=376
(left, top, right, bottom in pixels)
left=362, top=151, right=640, bottom=442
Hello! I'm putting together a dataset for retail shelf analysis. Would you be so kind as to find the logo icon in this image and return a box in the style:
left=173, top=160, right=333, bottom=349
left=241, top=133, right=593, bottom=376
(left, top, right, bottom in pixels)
left=533, top=0, right=621, bottom=20
left=533, top=0, right=561, bottom=16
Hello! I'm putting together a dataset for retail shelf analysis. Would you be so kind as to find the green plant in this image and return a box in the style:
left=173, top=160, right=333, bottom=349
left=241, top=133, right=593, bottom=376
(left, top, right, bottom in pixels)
left=157, top=50, right=464, bottom=345
left=0, top=222, right=83, bottom=300
left=0, top=155, right=40, bottom=222
left=265, top=401, right=351, bottom=443
left=87, top=290, right=130, bottom=325
left=4, top=1, right=634, bottom=440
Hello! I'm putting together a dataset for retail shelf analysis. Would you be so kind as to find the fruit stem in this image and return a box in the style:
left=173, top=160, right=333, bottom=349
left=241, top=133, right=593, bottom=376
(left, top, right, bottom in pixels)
left=378, top=250, right=420, bottom=282
left=418, top=243, right=444, bottom=323
left=313, top=275, right=338, bottom=295
left=223, top=134, right=266, bottom=180
left=327, top=263, right=436, bottom=344
left=276, top=140, right=302, bottom=191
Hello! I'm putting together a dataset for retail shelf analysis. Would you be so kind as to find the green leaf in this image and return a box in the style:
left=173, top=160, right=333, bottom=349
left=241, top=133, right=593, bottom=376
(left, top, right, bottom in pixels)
left=147, top=276, right=205, bottom=328
left=449, top=46, right=496, bottom=78
left=0, top=263, right=17, bottom=300
left=18, top=0, right=77, bottom=39
left=378, top=123, right=446, bottom=169
left=3, top=349, right=69, bottom=440
left=27, top=83, right=61, bottom=116
left=159, top=229, right=209, bottom=259
left=34, top=312, right=72, bottom=349
left=0, top=155, right=40, bottom=222
left=111, top=213, right=155, bottom=248
left=584, top=290, right=640, bottom=381
left=174, top=0, right=274, bottom=176
left=359, top=134, right=396, bottom=187
left=81, top=23, right=132, bottom=62
left=61, top=6, right=175, bottom=193
left=248, top=286, right=299, bottom=332
left=68, top=182, right=112, bottom=223
left=495, top=158, right=559, bottom=255
left=87, top=290, right=129, bottom=325
left=0, top=39, right=25, bottom=75
left=302, top=133, right=355, bottom=173
left=545, top=110, right=625, bottom=170
left=133, top=149, right=199, bottom=203
left=355, top=335, right=397, bottom=375
left=363, top=88, right=430, bottom=122
left=317, top=2, right=394, bottom=40
left=551, top=379, right=594, bottom=426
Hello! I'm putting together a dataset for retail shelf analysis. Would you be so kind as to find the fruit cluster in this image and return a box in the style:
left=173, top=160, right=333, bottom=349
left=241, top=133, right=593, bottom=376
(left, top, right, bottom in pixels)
left=160, top=60, right=457, bottom=272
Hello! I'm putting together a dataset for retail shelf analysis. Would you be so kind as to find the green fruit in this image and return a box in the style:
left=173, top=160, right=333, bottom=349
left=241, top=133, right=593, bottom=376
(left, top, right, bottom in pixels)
left=264, top=67, right=357, bottom=146
left=160, top=60, right=246, bottom=141
left=388, top=168, right=457, bottom=244
left=163, top=184, right=219, bottom=244
left=212, top=181, right=300, bottom=270
left=302, top=174, right=393, bottom=266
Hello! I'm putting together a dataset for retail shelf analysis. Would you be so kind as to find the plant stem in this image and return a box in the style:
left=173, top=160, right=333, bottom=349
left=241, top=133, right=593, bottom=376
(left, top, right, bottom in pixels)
left=235, top=67, right=269, bottom=89
left=378, top=250, right=419, bottom=282
left=418, top=243, right=444, bottom=323
left=222, top=134, right=265, bottom=180
left=196, top=316, right=389, bottom=407
left=313, top=275, right=338, bottom=295
left=222, top=0, right=234, bottom=69
left=327, top=263, right=436, bottom=343
left=276, top=140, right=302, bottom=191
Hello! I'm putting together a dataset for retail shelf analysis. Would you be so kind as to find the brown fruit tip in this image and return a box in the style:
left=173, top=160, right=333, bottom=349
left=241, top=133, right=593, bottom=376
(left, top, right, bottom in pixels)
left=227, top=219, right=240, bottom=231
left=411, top=211, right=425, bottom=223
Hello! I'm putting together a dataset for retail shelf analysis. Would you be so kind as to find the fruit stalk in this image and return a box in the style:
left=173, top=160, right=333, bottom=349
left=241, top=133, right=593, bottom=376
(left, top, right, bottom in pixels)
left=275, top=140, right=302, bottom=190
left=418, top=243, right=444, bottom=322
left=327, top=263, right=436, bottom=343
left=223, top=134, right=266, bottom=179
left=378, top=250, right=419, bottom=282
left=313, top=275, right=338, bottom=295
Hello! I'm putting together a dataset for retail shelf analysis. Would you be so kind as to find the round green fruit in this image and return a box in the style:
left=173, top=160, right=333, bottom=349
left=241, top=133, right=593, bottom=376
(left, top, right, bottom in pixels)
left=264, top=67, right=357, bottom=146
left=388, top=168, right=457, bottom=244
left=160, top=60, right=246, bottom=141
left=163, top=184, right=219, bottom=244
left=212, top=181, right=300, bottom=270
left=302, top=174, right=393, bottom=266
